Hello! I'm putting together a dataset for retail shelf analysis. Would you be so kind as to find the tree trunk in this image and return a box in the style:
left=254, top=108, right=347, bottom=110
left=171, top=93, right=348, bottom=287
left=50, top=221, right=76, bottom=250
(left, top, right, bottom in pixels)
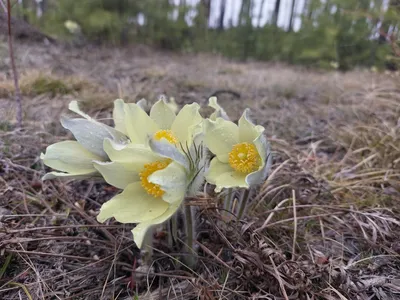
left=303, top=0, right=314, bottom=20
left=178, top=0, right=186, bottom=22
left=288, top=0, right=296, bottom=31
left=257, top=0, right=266, bottom=27
left=201, top=0, right=211, bottom=26
left=272, top=0, right=281, bottom=26
left=21, top=0, right=29, bottom=21
left=218, top=0, right=226, bottom=30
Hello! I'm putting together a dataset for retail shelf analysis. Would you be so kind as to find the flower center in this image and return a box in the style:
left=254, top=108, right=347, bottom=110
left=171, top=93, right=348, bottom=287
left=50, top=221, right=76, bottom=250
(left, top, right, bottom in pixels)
left=139, top=160, right=171, bottom=198
left=228, top=142, right=260, bottom=174
left=154, top=130, right=178, bottom=145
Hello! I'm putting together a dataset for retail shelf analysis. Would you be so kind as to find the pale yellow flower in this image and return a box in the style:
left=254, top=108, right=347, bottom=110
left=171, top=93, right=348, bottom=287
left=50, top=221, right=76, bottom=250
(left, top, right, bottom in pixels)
left=119, top=98, right=202, bottom=148
left=41, top=101, right=128, bottom=180
left=95, top=98, right=204, bottom=248
left=95, top=139, right=189, bottom=248
left=41, top=141, right=103, bottom=180
left=64, top=20, right=81, bottom=34
left=204, top=109, right=271, bottom=192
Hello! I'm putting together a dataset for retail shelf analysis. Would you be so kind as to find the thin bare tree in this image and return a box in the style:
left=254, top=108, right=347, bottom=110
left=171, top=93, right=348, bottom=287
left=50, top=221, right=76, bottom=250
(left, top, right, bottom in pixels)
left=288, top=0, right=296, bottom=31
left=272, top=0, right=281, bottom=26
left=2, top=0, right=23, bottom=127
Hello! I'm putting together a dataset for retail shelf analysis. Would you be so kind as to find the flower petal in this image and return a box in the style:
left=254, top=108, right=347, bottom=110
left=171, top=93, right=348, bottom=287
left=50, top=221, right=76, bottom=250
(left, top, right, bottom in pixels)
left=136, top=98, right=148, bottom=111
left=41, top=141, right=102, bottom=174
left=204, top=118, right=239, bottom=163
left=253, top=131, right=269, bottom=164
left=131, top=202, right=181, bottom=248
left=209, top=97, right=230, bottom=121
left=149, top=161, right=187, bottom=204
left=42, top=171, right=98, bottom=181
left=150, top=99, right=176, bottom=130
left=246, top=135, right=272, bottom=186
left=205, top=157, right=232, bottom=185
left=61, top=117, right=128, bottom=159
left=93, top=161, right=139, bottom=189
left=97, top=182, right=169, bottom=224
left=205, top=157, right=247, bottom=192
left=213, top=172, right=248, bottom=192
left=171, top=103, right=202, bottom=146
left=113, top=99, right=128, bottom=135
left=166, top=97, right=179, bottom=114
left=238, top=109, right=264, bottom=144
left=103, top=139, right=160, bottom=171
left=67, top=100, right=129, bottom=145
left=148, top=138, right=189, bottom=170
left=68, top=100, right=92, bottom=120
left=124, top=104, right=158, bottom=144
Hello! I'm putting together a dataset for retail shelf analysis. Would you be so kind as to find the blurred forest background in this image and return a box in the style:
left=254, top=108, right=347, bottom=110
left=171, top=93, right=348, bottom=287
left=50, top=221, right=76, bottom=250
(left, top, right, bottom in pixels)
left=12, top=0, right=400, bottom=70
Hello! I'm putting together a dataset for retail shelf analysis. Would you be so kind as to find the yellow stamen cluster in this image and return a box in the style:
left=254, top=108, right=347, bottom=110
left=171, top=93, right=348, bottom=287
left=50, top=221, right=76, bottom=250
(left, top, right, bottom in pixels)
left=228, top=142, right=260, bottom=174
left=139, top=160, right=171, bottom=198
left=154, top=130, right=178, bottom=145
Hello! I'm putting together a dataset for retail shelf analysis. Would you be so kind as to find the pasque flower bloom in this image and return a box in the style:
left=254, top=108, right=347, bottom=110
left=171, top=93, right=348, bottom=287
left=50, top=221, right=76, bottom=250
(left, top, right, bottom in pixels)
left=116, top=98, right=202, bottom=148
left=95, top=139, right=189, bottom=248
left=41, top=101, right=128, bottom=180
left=40, top=95, right=272, bottom=251
left=204, top=109, right=272, bottom=192
left=95, top=99, right=205, bottom=248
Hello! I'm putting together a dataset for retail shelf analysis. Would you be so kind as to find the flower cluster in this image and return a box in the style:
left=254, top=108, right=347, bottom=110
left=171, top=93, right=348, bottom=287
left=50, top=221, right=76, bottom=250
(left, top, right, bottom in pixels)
left=41, top=97, right=272, bottom=248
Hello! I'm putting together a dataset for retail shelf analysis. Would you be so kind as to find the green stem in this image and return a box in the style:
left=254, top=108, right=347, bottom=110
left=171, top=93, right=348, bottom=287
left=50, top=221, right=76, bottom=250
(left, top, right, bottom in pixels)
left=221, top=188, right=234, bottom=218
left=167, top=213, right=178, bottom=249
left=141, top=227, right=154, bottom=265
left=172, top=212, right=178, bottom=242
left=183, top=204, right=197, bottom=269
left=236, top=188, right=251, bottom=221
left=166, top=219, right=173, bottom=249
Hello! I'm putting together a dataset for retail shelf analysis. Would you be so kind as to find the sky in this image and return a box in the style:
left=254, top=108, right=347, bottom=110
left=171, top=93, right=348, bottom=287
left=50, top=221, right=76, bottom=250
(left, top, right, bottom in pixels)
left=173, top=0, right=305, bottom=31
left=209, top=0, right=304, bottom=30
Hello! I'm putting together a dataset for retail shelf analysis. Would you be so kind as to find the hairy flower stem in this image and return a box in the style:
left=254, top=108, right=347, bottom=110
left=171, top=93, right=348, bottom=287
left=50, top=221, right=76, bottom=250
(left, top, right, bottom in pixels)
left=167, top=214, right=178, bottom=249
left=236, top=188, right=252, bottom=221
left=183, top=204, right=197, bottom=269
left=223, top=188, right=233, bottom=213
left=141, top=228, right=154, bottom=265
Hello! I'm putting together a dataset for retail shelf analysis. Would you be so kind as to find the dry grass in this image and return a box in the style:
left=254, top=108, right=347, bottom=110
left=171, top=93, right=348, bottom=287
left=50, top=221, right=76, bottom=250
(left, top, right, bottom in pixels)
left=1, top=41, right=400, bottom=299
